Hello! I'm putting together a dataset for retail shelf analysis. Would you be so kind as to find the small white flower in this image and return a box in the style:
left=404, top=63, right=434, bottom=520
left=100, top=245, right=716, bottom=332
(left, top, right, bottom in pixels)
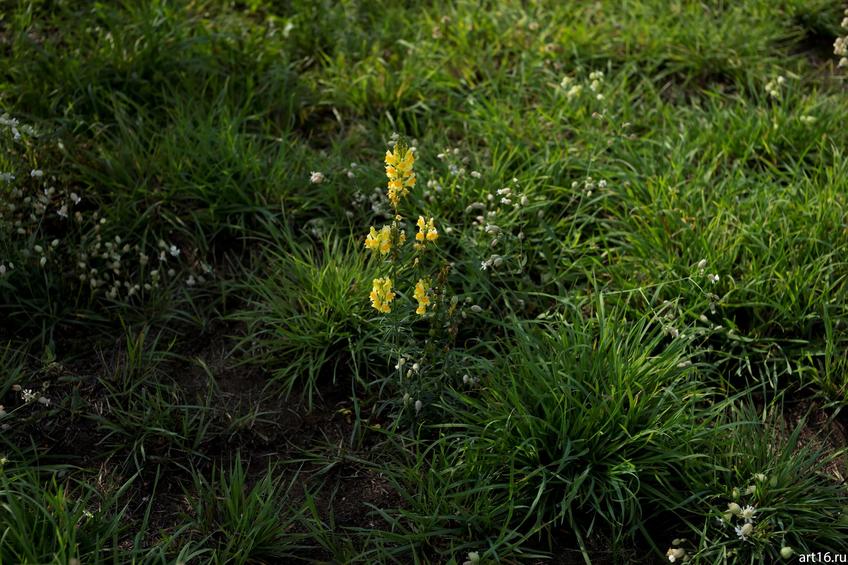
left=470, top=170, right=481, bottom=178
left=414, top=399, right=423, bottom=414
left=566, top=84, right=583, bottom=99
left=39, top=256, right=47, bottom=267
left=186, top=275, right=196, bottom=286
left=168, top=245, right=180, bottom=257
left=310, top=171, right=325, bottom=184
left=30, top=169, right=43, bottom=178
left=707, top=273, right=720, bottom=284
left=735, top=522, right=753, bottom=540
left=480, top=260, right=489, bottom=271
left=0, top=172, right=15, bottom=183
left=21, top=389, right=37, bottom=403
left=37, top=396, right=51, bottom=406
left=666, top=547, right=686, bottom=563
left=740, top=505, right=756, bottom=522
left=463, top=551, right=481, bottom=565
left=70, top=192, right=81, bottom=204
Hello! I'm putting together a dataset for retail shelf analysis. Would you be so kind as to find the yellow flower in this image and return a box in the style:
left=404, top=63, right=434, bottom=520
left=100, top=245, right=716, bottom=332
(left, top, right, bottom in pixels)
left=415, top=216, right=438, bottom=246
left=414, top=278, right=431, bottom=315
left=370, top=277, right=395, bottom=313
left=385, top=142, right=416, bottom=209
left=364, top=225, right=393, bottom=255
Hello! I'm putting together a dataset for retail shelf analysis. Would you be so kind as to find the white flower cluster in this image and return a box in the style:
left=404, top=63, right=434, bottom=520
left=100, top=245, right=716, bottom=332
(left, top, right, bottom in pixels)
left=765, top=75, right=785, bottom=98
left=461, top=180, right=541, bottom=314
left=665, top=538, right=689, bottom=562
left=560, top=69, right=607, bottom=102
left=720, top=473, right=773, bottom=544
left=349, top=186, right=393, bottom=219
left=572, top=176, right=607, bottom=198
left=0, top=112, right=37, bottom=142
left=437, top=146, right=469, bottom=178
left=835, top=9, right=848, bottom=68
left=0, top=113, right=210, bottom=302
left=1, top=383, right=52, bottom=430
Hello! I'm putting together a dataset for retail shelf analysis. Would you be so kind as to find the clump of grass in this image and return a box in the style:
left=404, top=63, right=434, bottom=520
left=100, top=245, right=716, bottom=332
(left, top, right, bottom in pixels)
left=231, top=230, right=377, bottom=408
left=660, top=402, right=848, bottom=563
left=0, top=467, right=129, bottom=564
left=188, top=454, right=306, bottom=564
left=362, top=301, right=727, bottom=560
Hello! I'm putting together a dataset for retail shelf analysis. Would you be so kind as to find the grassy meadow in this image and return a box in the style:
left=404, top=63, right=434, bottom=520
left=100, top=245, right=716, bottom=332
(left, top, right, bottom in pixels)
left=2, top=0, right=848, bottom=562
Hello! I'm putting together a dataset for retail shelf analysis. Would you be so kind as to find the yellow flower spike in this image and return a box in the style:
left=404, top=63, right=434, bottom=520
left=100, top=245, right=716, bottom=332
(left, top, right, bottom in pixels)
left=414, top=278, right=431, bottom=315
left=370, top=277, right=395, bottom=313
left=385, top=142, right=415, bottom=209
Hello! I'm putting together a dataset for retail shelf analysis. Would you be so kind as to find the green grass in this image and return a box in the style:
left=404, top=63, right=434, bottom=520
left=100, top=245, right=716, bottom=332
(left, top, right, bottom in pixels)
left=1, top=0, right=848, bottom=562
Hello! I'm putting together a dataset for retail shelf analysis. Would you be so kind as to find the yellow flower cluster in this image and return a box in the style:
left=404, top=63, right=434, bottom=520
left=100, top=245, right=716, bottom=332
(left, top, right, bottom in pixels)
left=365, top=225, right=392, bottom=255
left=415, top=216, right=438, bottom=248
left=414, top=277, right=431, bottom=315
left=364, top=222, right=406, bottom=257
left=370, top=277, right=396, bottom=313
left=385, top=142, right=416, bottom=209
